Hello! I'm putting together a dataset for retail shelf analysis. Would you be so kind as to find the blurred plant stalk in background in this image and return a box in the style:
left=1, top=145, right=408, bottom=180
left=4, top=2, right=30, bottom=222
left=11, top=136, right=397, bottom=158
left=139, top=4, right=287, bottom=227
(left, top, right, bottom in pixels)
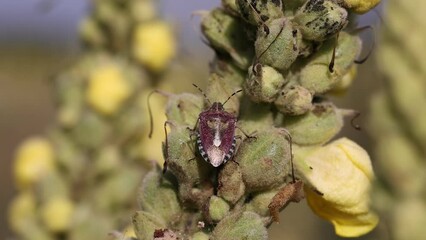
left=370, top=0, right=426, bottom=239
left=8, top=0, right=177, bottom=239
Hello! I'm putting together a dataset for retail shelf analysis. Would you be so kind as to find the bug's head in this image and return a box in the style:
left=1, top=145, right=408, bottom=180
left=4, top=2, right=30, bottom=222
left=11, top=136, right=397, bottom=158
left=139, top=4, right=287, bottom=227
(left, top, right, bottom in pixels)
left=210, top=102, right=224, bottom=112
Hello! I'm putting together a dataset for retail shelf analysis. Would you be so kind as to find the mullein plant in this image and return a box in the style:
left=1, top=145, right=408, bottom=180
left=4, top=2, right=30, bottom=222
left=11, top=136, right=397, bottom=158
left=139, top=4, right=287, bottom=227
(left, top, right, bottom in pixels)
left=132, top=0, right=380, bottom=239
left=9, top=0, right=176, bottom=239
left=370, top=0, right=426, bottom=239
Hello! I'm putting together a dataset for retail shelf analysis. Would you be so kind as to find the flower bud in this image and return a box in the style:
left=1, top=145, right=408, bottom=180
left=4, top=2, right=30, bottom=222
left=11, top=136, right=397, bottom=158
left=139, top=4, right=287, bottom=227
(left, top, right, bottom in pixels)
left=13, top=137, right=55, bottom=189
left=86, top=63, right=132, bottom=115
left=236, top=0, right=283, bottom=25
left=329, top=65, right=357, bottom=95
left=132, top=21, right=176, bottom=72
left=221, top=0, right=240, bottom=16
left=133, top=211, right=167, bottom=240
left=274, top=84, right=313, bottom=116
left=165, top=93, right=204, bottom=127
left=298, top=32, right=361, bottom=94
left=40, top=197, right=75, bottom=232
left=138, top=166, right=181, bottom=223
left=206, top=196, right=230, bottom=222
left=238, top=100, right=275, bottom=132
left=245, top=189, right=279, bottom=217
left=212, top=211, right=267, bottom=240
left=192, top=232, right=210, bottom=240
left=341, top=0, right=381, bottom=14
left=297, top=138, right=378, bottom=237
left=210, top=58, right=246, bottom=87
left=70, top=204, right=114, bottom=240
left=72, top=112, right=111, bottom=149
left=255, top=18, right=300, bottom=71
left=218, top=162, right=245, bottom=204
left=235, top=128, right=292, bottom=192
left=280, top=102, right=343, bottom=145
left=207, top=73, right=242, bottom=115
left=201, top=9, right=254, bottom=69
left=294, top=0, right=348, bottom=41
left=55, top=73, right=84, bottom=128
left=244, top=64, right=287, bottom=103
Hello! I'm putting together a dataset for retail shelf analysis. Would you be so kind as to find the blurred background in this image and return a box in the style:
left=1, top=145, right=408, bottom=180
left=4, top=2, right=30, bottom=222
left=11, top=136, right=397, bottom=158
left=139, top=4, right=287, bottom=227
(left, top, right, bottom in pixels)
left=1, top=0, right=384, bottom=239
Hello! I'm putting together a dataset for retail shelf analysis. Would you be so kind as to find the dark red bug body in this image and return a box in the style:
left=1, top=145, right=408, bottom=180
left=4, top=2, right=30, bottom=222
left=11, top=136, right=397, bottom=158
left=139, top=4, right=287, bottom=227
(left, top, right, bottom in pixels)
left=196, top=102, right=237, bottom=167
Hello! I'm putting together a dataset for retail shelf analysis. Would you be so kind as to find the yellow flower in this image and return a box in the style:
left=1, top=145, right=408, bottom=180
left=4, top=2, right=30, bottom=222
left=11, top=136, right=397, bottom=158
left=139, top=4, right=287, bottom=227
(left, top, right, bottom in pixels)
left=132, top=21, right=176, bottom=72
left=137, top=89, right=167, bottom=166
left=8, top=191, right=37, bottom=232
left=86, top=64, right=132, bottom=115
left=40, top=197, right=75, bottom=232
left=342, top=0, right=381, bottom=14
left=14, top=137, right=55, bottom=189
left=296, top=138, right=378, bottom=237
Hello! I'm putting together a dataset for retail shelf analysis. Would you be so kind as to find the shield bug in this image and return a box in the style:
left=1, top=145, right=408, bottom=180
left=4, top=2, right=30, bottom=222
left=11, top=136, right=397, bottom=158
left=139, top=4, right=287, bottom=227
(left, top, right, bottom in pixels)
left=147, top=84, right=247, bottom=170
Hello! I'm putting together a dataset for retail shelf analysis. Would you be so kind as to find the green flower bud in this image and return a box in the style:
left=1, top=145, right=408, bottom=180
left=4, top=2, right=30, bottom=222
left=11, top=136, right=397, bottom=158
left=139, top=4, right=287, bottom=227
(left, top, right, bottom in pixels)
left=166, top=125, right=213, bottom=186
left=245, top=189, right=280, bottom=217
left=133, top=211, right=167, bottom=240
left=236, top=0, right=283, bottom=25
left=206, top=196, right=231, bottom=222
left=218, top=162, right=245, bottom=204
left=244, top=64, right=287, bottom=103
left=222, top=0, right=241, bottom=16
left=71, top=205, right=114, bottom=240
left=201, top=9, right=254, bottom=69
left=210, top=58, right=246, bottom=87
left=298, top=32, right=361, bottom=94
left=294, top=0, right=348, bottom=41
left=137, top=166, right=181, bottom=223
left=36, top=171, right=69, bottom=203
left=192, top=231, right=210, bottom=240
left=212, top=211, right=268, bottom=240
left=280, top=102, right=343, bottom=145
left=71, top=112, right=111, bottom=149
left=274, top=84, right=313, bottom=115
left=255, top=18, right=300, bottom=71
left=93, top=145, right=120, bottom=175
left=235, top=128, right=292, bottom=192
left=207, top=74, right=242, bottom=115
left=165, top=93, right=204, bottom=127
left=55, top=73, right=84, bottom=128
left=238, top=99, right=275, bottom=132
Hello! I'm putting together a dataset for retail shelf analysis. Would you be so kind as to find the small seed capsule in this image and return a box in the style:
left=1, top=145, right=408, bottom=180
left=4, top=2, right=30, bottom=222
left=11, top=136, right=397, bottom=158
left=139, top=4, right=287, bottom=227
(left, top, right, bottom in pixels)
left=294, top=0, right=348, bottom=41
left=255, top=18, right=301, bottom=71
left=218, top=162, right=245, bottom=204
left=274, top=84, right=313, bottom=116
left=236, top=0, right=284, bottom=25
left=206, top=196, right=231, bottom=222
left=244, top=64, right=287, bottom=103
left=212, top=211, right=268, bottom=240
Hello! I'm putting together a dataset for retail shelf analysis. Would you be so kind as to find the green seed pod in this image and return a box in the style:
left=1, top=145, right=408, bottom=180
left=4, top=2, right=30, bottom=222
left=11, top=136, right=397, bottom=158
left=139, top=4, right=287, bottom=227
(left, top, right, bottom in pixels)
left=222, top=0, right=241, bottom=16
left=210, top=58, right=246, bottom=87
left=235, top=128, right=292, bottom=192
left=206, top=196, right=231, bottom=222
left=133, top=211, right=167, bottom=240
left=93, top=165, right=142, bottom=212
left=294, top=0, right=348, bottom=41
left=55, top=73, right=84, bottom=128
left=238, top=99, right=275, bottom=132
left=218, top=162, right=245, bottom=204
left=255, top=18, right=300, bottom=71
left=165, top=93, right=204, bottom=127
left=137, top=166, right=181, bottom=223
left=192, top=231, right=210, bottom=240
left=298, top=32, right=361, bottom=94
left=71, top=112, right=111, bottom=150
left=166, top=125, right=213, bottom=186
left=201, top=9, right=254, bottom=69
left=207, top=73, right=242, bottom=115
left=274, top=84, right=313, bottom=116
left=280, top=102, right=343, bottom=145
left=236, top=0, right=283, bottom=25
left=245, top=189, right=280, bottom=217
left=244, top=64, right=287, bottom=103
left=212, top=211, right=268, bottom=240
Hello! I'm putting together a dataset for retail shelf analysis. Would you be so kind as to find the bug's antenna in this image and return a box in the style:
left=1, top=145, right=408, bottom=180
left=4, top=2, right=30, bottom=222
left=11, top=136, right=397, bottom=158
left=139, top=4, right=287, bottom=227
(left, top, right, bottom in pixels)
left=192, top=83, right=212, bottom=105
left=328, top=32, right=340, bottom=73
left=353, top=25, right=375, bottom=64
left=222, top=89, right=243, bottom=107
left=148, top=90, right=170, bottom=138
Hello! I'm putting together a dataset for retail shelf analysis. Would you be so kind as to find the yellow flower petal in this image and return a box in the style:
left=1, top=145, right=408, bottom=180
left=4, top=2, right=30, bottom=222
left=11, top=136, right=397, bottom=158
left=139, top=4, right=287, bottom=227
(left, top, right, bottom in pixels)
left=14, top=137, right=55, bottom=189
left=299, top=138, right=378, bottom=237
left=86, top=64, right=132, bottom=115
left=132, top=21, right=176, bottom=72
left=343, top=0, right=381, bottom=14
left=40, top=197, right=75, bottom=232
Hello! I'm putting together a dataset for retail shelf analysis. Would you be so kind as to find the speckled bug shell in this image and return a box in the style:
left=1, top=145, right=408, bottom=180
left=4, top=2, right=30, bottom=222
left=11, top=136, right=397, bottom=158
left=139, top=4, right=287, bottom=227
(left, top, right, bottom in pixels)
left=197, top=102, right=237, bottom=167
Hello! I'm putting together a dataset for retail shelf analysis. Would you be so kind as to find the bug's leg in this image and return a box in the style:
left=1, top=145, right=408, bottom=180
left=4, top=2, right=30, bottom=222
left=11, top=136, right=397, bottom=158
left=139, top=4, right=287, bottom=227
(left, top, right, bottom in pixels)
left=236, top=125, right=257, bottom=140
left=187, top=118, right=200, bottom=139
left=162, top=121, right=175, bottom=174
